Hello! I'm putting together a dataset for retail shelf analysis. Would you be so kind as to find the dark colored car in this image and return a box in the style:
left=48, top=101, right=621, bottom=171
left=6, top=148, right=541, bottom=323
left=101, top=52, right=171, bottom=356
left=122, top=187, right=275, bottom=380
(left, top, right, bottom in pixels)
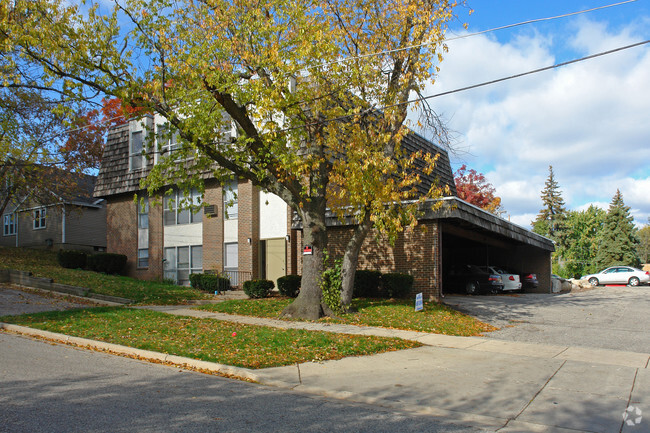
left=520, top=272, right=539, bottom=290
left=444, top=264, right=504, bottom=295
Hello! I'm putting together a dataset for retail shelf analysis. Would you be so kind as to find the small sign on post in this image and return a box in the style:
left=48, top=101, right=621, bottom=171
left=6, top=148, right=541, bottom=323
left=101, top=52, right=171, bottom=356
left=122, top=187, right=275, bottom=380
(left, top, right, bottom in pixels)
left=415, top=292, right=424, bottom=312
left=303, top=245, right=313, bottom=255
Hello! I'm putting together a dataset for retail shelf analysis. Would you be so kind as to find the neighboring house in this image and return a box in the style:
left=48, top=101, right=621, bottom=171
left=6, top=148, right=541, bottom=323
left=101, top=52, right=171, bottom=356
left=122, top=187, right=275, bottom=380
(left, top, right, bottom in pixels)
left=95, top=115, right=554, bottom=299
left=1, top=170, right=107, bottom=252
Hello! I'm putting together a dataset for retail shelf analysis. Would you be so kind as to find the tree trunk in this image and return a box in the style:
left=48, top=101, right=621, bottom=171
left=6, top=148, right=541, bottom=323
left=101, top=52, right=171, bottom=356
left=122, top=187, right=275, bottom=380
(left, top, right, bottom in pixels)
left=281, top=203, right=331, bottom=320
left=340, top=212, right=372, bottom=309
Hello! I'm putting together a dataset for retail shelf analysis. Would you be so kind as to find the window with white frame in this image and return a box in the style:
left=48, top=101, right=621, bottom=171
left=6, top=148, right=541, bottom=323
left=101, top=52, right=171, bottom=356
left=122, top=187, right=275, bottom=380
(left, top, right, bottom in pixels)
left=223, top=180, right=238, bottom=219
left=156, top=123, right=180, bottom=159
left=164, top=189, right=202, bottom=226
left=3, top=213, right=16, bottom=236
left=163, top=245, right=202, bottom=285
left=224, top=242, right=238, bottom=271
left=33, top=207, right=46, bottom=229
left=137, top=248, right=149, bottom=268
left=129, top=130, right=145, bottom=170
left=138, top=197, right=149, bottom=229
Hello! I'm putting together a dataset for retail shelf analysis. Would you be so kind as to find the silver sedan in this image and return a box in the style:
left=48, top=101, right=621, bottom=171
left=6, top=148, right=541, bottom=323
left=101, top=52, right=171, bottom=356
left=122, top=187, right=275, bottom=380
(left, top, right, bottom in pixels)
left=581, top=266, right=650, bottom=287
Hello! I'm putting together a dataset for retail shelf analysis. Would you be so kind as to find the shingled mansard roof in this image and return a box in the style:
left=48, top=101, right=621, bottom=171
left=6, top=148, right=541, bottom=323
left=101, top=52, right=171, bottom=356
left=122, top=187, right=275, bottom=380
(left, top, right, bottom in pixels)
left=94, top=120, right=457, bottom=199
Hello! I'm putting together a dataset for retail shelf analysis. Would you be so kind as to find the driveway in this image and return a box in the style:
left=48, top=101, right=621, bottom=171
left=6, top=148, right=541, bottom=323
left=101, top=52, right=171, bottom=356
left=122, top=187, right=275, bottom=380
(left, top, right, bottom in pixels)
left=444, top=286, right=650, bottom=353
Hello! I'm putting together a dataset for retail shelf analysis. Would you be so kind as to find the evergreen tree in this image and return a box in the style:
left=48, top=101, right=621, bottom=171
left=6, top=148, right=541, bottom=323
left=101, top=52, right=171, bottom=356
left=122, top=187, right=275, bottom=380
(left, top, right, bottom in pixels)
left=532, top=165, right=567, bottom=242
left=594, top=189, right=640, bottom=269
left=556, top=206, right=605, bottom=278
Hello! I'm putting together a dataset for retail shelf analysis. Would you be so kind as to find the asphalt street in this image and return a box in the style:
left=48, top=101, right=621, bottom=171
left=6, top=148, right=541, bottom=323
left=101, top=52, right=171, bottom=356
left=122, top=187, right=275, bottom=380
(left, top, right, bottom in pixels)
left=444, top=286, right=650, bottom=353
left=0, top=332, right=484, bottom=433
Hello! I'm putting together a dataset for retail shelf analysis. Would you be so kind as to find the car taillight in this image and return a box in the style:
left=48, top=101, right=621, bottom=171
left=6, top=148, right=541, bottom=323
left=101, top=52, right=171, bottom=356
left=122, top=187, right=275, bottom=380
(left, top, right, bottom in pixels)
left=509, top=275, right=515, bottom=281
left=489, top=275, right=501, bottom=282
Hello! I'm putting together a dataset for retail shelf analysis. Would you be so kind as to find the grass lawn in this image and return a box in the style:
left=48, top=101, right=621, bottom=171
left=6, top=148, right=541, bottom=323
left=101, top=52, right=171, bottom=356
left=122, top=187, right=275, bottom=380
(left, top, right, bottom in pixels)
left=0, top=247, right=210, bottom=304
left=0, top=307, right=421, bottom=369
left=195, top=297, right=498, bottom=336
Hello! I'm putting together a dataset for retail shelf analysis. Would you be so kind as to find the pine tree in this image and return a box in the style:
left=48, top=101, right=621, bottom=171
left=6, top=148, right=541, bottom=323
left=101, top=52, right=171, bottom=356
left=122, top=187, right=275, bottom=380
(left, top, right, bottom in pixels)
left=594, top=189, right=640, bottom=269
left=532, top=165, right=567, bottom=242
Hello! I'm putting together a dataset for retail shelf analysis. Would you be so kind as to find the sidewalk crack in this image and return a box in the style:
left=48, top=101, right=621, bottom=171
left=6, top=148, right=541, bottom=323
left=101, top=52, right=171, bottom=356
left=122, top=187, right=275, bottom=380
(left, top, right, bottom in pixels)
left=496, top=360, right=566, bottom=431
left=618, top=368, right=639, bottom=433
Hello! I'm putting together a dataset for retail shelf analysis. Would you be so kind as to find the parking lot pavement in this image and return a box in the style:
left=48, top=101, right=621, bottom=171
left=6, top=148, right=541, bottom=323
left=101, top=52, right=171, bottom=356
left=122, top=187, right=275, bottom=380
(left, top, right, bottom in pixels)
left=444, top=286, right=650, bottom=353
left=0, top=284, right=94, bottom=316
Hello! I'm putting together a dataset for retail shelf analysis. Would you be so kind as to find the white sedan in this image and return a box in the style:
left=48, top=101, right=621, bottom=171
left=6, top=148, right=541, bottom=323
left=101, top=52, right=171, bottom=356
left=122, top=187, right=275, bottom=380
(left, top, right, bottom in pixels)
left=581, top=266, right=650, bottom=287
left=480, top=266, right=522, bottom=292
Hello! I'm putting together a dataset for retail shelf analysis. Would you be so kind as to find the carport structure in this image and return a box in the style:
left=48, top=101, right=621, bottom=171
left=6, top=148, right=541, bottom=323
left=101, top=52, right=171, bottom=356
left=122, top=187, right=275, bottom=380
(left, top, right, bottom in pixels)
left=430, top=197, right=555, bottom=296
left=305, top=196, right=555, bottom=302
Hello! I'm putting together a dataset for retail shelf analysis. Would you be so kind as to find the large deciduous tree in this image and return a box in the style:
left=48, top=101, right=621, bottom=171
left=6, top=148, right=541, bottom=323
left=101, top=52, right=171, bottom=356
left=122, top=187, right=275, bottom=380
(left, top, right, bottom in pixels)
left=453, top=164, right=502, bottom=214
left=594, top=189, right=640, bottom=269
left=0, top=87, right=94, bottom=217
left=1, top=0, right=463, bottom=319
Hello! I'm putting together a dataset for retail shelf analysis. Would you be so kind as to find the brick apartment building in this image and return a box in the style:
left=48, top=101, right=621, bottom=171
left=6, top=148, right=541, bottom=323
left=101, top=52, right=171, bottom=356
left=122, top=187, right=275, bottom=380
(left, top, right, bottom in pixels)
left=94, top=115, right=553, bottom=300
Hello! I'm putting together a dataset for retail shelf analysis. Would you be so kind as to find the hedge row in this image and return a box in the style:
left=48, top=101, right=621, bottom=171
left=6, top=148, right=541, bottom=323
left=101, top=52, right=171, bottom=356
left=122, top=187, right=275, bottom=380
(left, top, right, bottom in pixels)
left=189, top=273, right=231, bottom=292
left=243, top=279, right=275, bottom=298
left=354, top=270, right=414, bottom=299
left=57, top=250, right=127, bottom=275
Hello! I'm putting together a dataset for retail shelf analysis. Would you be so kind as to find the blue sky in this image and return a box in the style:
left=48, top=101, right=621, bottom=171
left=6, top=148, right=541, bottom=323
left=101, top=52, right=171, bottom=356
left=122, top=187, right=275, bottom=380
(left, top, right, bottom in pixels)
left=414, top=0, right=650, bottom=228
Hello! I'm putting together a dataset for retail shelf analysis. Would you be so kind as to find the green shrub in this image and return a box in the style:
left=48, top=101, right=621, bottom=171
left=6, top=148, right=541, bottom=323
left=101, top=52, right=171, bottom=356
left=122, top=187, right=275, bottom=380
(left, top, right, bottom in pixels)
left=277, top=274, right=301, bottom=297
left=381, top=273, right=414, bottom=298
left=190, top=273, right=231, bottom=292
left=87, top=252, right=127, bottom=275
left=243, top=279, right=274, bottom=299
left=57, top=250, right=88, bottom=269
left=353, top=270, right=382, bottom=298
left=321, top=253, right=344, bottom=315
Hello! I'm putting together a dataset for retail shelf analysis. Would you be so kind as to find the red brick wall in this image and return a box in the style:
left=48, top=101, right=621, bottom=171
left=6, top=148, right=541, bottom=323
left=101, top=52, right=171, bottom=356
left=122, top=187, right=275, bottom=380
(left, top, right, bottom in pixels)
left=202, top=181, right=224, bottom=272
left=106, top=193, right=162, bottom=280
left=292, top=221, right=441, bottom=300
left=237, top=180, right=260, bottom=279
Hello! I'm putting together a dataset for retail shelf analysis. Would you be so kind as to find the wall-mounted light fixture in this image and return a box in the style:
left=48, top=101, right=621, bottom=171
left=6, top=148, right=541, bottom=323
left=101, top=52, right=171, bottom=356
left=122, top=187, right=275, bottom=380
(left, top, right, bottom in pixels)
left=247, top=238, right=252, bottom=244
left=285, top=234, right=291, bottom=242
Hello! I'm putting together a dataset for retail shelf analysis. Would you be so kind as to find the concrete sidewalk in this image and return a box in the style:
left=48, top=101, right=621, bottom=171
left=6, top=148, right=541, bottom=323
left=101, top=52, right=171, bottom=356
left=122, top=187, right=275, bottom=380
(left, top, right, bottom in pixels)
left=139, top=306, right=650, bottom=433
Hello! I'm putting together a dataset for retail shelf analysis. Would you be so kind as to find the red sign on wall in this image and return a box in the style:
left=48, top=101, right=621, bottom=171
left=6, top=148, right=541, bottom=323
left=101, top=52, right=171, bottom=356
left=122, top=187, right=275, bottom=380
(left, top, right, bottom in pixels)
left=303, top=245, right=313, bottom=255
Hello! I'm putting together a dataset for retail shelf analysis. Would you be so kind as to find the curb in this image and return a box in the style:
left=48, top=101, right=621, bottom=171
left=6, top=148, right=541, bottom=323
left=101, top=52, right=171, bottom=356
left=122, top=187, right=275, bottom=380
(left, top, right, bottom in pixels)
left=0, top=322, right=261, bottom=382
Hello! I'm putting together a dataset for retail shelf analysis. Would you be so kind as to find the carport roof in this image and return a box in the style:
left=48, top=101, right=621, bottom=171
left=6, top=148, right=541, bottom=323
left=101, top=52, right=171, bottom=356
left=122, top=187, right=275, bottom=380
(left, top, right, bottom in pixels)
left=423, top=197, right=555, bottom=251
left=298, top=196, right=554, bottom=252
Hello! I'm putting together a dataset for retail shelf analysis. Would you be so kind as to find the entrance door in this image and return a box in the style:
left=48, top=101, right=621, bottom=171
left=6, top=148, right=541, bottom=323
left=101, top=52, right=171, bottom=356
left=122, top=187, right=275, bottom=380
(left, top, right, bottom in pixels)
left=264, top=238, right=286, bottom=287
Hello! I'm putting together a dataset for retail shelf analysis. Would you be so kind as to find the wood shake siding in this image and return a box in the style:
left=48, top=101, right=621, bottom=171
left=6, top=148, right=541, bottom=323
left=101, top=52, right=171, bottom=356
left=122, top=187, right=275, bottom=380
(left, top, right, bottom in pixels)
left=94, top=123, right=151, bottom=197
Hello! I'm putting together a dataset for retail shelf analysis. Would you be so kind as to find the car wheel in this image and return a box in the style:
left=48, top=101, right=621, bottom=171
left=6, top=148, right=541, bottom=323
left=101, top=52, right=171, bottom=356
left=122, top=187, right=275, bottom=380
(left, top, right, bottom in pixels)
left=588, top=277, right=599, bottom=286
left=628, top=277, right=640, bottom=287
left=465, top=281, right=478, bottom=295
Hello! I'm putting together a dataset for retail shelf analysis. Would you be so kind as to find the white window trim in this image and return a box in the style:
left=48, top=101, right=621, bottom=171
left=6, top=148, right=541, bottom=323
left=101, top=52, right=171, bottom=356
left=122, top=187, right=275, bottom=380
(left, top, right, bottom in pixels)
left=164, top=189, right=202, bottom=226
left=137, top=248, right=149, bottom=269
left=33, top=207, right=46, bottom=230
left=129, top=116, right=152, bottom=171
left=223, top=179, right=238, bottom=220
left=3, top=213, right=16, bottom=236
left=163, top=245, right=203, bottom=285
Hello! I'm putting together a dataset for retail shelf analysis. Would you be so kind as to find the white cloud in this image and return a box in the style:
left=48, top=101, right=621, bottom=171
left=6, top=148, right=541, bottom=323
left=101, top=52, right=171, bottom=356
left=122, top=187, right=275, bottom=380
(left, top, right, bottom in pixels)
left=414, top=18, right=650, bottom=229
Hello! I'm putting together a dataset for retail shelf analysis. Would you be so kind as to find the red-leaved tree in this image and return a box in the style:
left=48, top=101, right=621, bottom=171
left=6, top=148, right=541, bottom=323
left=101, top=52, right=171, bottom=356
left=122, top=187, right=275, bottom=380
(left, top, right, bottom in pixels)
left=454, top=164, right=502, bottom=214
left=61, top=97, right=139, bottom=170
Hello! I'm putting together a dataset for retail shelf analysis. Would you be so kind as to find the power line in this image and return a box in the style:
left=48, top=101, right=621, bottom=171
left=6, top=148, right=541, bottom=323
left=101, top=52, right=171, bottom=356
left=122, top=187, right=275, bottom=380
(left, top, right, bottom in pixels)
left=296, top=39, right=650, bottom=132
left=320, top=0, right=640, bottom=69
left=24, top=0, right=645, bottom=144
